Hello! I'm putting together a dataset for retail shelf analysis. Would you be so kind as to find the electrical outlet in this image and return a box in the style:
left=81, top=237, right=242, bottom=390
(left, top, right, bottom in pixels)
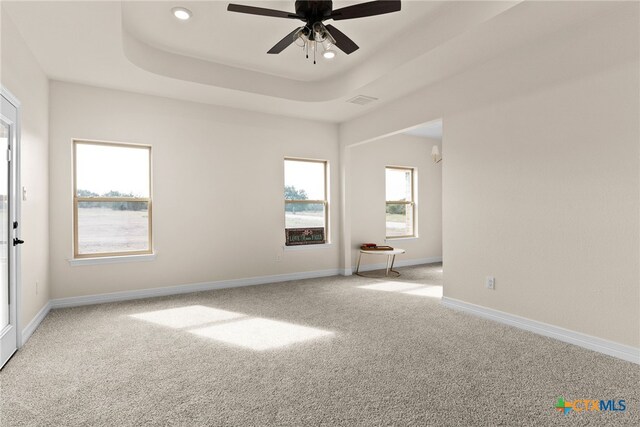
left=486, top=276, right=495, bottom=290
left=275, top=254, right=282, bottom=262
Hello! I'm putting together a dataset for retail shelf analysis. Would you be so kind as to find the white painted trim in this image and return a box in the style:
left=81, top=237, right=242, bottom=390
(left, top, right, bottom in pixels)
left=68, top=253, right=157, bottom=266
left=283, top=243, right=333, bottom=252
left=1, top=86, right=22, bottom=364
left=1, top=87, right=21, bottom=107
left=340, top=268, right=353, bottom=276
left=50, top=268, right=341, bottom=309
left=354, top=256, right=442, bottom=273
left=385, top=237, right=419, bottom=242
left=19, top=301, right=51, bottom=347
left=441, top=297, right=640, bottom=365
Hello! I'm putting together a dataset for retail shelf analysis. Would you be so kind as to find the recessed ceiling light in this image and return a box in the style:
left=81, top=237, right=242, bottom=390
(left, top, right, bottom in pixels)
left=323, top=50, right=336, bottom=60
left=172, top=7, right=192, bottom=21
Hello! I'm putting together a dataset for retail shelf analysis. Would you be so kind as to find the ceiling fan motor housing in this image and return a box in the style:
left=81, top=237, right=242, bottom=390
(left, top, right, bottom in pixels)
left=295, top=1, right=333, bottom=22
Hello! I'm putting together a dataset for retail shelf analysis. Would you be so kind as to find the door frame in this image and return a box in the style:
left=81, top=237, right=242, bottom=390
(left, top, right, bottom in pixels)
left=0, top=86, right=21, bottom=365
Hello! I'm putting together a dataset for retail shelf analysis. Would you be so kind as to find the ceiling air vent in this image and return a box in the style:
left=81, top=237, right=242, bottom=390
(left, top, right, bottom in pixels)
left=346, top=95, right=378, bottom=106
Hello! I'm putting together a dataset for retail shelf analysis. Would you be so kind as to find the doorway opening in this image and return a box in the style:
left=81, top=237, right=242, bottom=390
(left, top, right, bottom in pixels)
left=0, top=87, right=22, bottom=370
left=346, top=118, right=443, bottom=293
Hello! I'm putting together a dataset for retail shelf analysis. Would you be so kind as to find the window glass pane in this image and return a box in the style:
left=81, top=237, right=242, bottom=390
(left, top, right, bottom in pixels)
left=285, top=202, right=325, bottom=229
left=284, top=160, right=325, bottom=200
left=386, top=203, right=413, bottom=237
left=77, top=201, right=149, bottom=254
left=76, top=143, right=150, bottom=198
left=386, top=168, right=412, bottom=201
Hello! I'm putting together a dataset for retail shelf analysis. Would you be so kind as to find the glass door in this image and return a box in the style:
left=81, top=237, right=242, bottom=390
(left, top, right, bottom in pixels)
left=0, top=91, right=18, bottom=369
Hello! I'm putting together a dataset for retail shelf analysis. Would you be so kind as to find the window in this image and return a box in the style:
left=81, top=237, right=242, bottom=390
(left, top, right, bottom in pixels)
left=385, top=166, right=415, bottom=238
left=284, top=158, right=328, bottom=245
left=73, top=140, right=152, bottom=258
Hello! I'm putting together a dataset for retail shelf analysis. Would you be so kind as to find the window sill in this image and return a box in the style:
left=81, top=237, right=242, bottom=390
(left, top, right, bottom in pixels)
left=385, top=236, right=419, bottom=242
left=283, top=243, right=333, bottom=252
left=68, top=253, right=157, bottom=266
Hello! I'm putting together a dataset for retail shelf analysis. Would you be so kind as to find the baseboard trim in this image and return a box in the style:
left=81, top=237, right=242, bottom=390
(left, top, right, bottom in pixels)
left=19, top=301, right=51, bottom=348
left=50, top=268, right=341, bottom=309
left=441, top=297, right=640, bottom=364
left=354, top=256, right=442, bottom=273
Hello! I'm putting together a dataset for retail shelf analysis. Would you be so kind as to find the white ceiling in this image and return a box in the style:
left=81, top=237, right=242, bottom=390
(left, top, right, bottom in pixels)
left=403, top=120, right=442, bottom=141
left=2, top=1, right=619, bottom=123
left=122, top=1, right=444, bottom=82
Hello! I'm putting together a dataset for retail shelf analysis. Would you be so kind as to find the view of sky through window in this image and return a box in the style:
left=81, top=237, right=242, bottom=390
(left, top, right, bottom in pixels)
left=386, top=168, right=411, bottom=201
left=76, top=143, right=149, bottom=197
left=284, top=160, right=324, bottom=200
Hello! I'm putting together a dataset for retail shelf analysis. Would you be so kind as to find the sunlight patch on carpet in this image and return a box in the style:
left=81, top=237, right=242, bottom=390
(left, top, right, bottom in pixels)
left=358, top=282, right=424, bottom=292
left=402, top=285, right=443, bottom=298
left=189, top=318, right=334, bottom=351
left=129, top=305, right=244, bottom=329
left=358, top=281, right=442, bottom=298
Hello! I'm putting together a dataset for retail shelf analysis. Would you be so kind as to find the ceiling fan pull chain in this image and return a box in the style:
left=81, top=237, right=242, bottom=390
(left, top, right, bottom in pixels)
left=314, top=41, right=316, bottom=64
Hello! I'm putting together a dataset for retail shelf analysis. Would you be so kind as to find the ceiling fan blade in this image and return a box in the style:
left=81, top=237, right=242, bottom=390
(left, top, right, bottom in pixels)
left=324, top=25, right=359, bottom=55
left=268, top=27, right=302, bottom=54
left=227, top=4, right=302, bottom=20
left=330, top=0, right=401, bottom=21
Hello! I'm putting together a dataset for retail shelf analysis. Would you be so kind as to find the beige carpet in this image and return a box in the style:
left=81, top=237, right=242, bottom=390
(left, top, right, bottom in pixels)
left=1, top=264, right=638, bottom=426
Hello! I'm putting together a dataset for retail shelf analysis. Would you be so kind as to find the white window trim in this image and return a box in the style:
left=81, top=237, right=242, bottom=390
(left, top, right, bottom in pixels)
left=385, top=165, right=417, bottom=239
left=385, top=237, right=419, bottom=242
left=284, top=157, right=330, bottom=245
left=282, top=243, right=333, bottom=252
left=68, top=253, right=157, bottom=266
left=72, top=139, right=153, bottom=259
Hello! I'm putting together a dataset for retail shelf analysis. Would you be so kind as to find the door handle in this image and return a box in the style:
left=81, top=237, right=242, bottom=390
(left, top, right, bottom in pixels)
left=13, top=238, right=24, bottom=246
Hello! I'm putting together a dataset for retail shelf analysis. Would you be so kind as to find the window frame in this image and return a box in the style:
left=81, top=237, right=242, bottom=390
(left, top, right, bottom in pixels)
left=72, top=139, right=153, bottom=259
left=284, top=157, right=329, bottom=244
left=385, top=165, right=416, bottom=239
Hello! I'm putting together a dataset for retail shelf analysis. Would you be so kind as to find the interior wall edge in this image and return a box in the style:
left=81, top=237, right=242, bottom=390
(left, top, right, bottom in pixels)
left=441, top=297, right=640, bottom=365
left=18, top=300, right=51, bottom=348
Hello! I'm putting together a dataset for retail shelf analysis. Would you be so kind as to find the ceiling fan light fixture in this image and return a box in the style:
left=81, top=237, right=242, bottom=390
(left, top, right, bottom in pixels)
left=323, top=49, right=336, bottom=60
left=312, top=22, right=326, bottom=42
left=172, top=7, right=192, bottom=21
left=294, top=29, right=307, bottom=47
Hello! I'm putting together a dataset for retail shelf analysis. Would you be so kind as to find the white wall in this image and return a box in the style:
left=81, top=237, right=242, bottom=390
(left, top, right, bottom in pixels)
left=340, top=5, right=639, bottom=347
left=1, top=11, right=50, bottom=329
left=350, top=134, right=441, bottom=267
left=443, top=62, right=638, bottom=347
left=49, top=82, right=339, bottom=299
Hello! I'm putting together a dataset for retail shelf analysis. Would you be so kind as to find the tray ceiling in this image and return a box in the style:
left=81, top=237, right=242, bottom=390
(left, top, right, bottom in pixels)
left=2, top=1, right=618, bottom=122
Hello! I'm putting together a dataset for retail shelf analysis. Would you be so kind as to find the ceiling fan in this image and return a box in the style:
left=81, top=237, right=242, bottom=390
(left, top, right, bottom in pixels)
left=227, top=1, right=401, bottom=63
